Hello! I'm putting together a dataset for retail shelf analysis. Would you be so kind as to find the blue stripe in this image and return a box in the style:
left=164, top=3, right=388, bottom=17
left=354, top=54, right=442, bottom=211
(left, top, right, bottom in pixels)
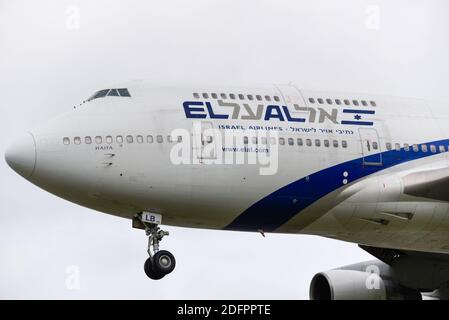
left=224, top=139, right=449, bottom=232
left=342, top=109, right=375, bottom=114
left=341, top=120, right=374, bottom=126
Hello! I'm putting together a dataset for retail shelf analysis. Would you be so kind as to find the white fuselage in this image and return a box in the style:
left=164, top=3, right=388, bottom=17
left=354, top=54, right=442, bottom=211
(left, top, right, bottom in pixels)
left=11, top=83, right=449, bottom=256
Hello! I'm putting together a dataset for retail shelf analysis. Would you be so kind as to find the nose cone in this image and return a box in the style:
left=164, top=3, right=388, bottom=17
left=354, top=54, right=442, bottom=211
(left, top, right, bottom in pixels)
left=5, top=132, right=37, bottom=179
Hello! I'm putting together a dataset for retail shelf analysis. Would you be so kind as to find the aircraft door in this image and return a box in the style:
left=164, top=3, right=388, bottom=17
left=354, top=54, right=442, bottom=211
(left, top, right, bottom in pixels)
left=193, top=121, right=217, bottom=160
left=275, top=84, right=307, bottom=106
left=359, top=128, right=382, bottom=166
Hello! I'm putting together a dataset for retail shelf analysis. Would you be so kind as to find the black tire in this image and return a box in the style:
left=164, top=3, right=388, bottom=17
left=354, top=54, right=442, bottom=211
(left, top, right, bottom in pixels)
left=144, top=257, right=165, bottom=280
left=153, top=250, right=176, bottom=275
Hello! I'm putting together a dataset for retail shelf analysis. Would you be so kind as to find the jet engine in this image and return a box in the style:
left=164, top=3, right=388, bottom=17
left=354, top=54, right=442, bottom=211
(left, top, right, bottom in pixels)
left=309, top=261, right=422, bottom=300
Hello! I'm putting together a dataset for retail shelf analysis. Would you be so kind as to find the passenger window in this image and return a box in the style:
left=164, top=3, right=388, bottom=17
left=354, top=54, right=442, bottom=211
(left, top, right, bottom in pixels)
left=107, top=89, right=119, bottom=96
left=136, top=135, right=144, bottom=143
left=395, top=143, right=401, bottom=151
left=177, top=136, right=183, bottom=143
left=335, top=99, right=341, bottom=105
left=265, top=96, right=271, bottom=102
left=106, top=136, right=113, bottom=144
left=288, top=138, right=294, bottom=146
left=95, top=136, right=102, bottom=144
left=230, top=94, right=236, bottom=99
left=372, top=141, right=378, bottom=150
left=243, top=136, right=248, bottom=145
left=85, top=136, right=92, bottom=144
left=317, top=98, right=324, bottom=104
left=269, top=137, right=276, bottom=145
left=247, top=95, right=254, bottom=101
left=220, top=93, right=227, bottom=99
left=315, top=139, right=321, bottom=147
left=430, top=145, right=436, bottom=153
left=342, top=140, right=348, bottom=148
left=256, top=95, right=263, bottom=101
left=344, top=99, right=350, bottom=106
left=167, top=135, right=173, bottom=143
left=211, top=93, right=218, bottom=99
left=63, top=137, right=70, bottom=145
left=439, top=145, right=446, bottom=153
left=157, top=135, right=163, bottom=143
left=326, top=99, right=332, bottom=105
left=306, top=139, right=312, bottom=147
left=386, top=142, right=392, bottom=150
left=74, top=137, right=81, bottom=145
left=421, top=144, right=428, bottom=152
left=361, top=100, right=368, bottom=106
left=261, top=137, right=267, bottom=145
left=297, top=138, right=303, bottom=146
left=202, top=93, right=209, bottom=99
left=147, top=135, right=153, bottom=143
left=252, top=137, right=258, bottom=144
left=274, top=96, right=280, bottom=102
left=333, top=140, right=339, bottom=148
left=412, top=144, right=419, bottom=152
left=309, top=98, right=315, bottom=104
left=238, top=94, right=245, bottom=100
left=404, top=143, right=410, bottom=151
left=126, top=135, right=134, bottom=143
left=193, top=93, right=200, bottom=99
left=353, top=100, right=359, bottom=106
left=116, top=136, right=124, bottom=144
left=370, top=101, right=377, bottom=107
left=279, top=137, right=285, bottom=145
left=324, top=140, right=330, bottom=147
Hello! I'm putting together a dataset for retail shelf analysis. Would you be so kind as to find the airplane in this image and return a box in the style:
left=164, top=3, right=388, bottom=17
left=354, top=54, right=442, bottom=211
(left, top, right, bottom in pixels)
left=6, top=81, right=449, bottom=300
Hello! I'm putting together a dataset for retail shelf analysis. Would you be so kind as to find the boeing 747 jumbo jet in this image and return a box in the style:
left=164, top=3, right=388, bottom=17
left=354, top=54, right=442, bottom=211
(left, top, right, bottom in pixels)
left=6, top=82, right=449, bottom=299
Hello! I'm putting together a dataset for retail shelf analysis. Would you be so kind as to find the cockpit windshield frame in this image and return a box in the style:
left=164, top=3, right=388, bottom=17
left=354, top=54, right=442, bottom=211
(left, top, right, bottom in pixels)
left=88, top=88, right=131, bottom=101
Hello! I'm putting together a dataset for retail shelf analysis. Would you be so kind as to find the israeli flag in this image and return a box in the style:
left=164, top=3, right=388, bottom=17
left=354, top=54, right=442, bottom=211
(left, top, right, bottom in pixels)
left=341, top=109, right=375, bottom=126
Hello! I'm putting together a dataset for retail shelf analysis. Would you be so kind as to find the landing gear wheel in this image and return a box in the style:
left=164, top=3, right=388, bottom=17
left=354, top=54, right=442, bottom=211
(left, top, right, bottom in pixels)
left=153, top=250, right=176, bottom=275
left=137, top=212, right=176, bottom=280
left=144, top=258, right=165, bottom=280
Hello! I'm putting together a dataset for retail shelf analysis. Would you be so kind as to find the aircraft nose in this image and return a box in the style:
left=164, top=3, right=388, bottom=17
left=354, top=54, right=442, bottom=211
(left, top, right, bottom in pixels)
left=5, top=132, right=37, bottom=179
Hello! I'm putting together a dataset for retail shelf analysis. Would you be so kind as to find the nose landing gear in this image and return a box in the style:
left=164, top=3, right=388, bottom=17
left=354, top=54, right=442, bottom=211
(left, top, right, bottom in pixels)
left=137, top=213, right=176, bottom=280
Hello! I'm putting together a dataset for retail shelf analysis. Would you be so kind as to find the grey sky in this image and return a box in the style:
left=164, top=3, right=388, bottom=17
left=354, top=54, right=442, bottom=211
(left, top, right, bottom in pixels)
left=1, top=0, right=448, bottom=299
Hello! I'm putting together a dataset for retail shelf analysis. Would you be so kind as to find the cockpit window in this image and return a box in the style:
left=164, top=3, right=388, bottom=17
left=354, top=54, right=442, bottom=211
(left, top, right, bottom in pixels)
left=107, top=89, right=119, bottom=96
left=118, top=88, right=131, bottom=97
left=88, top=88, right=131, bottom=101
left=91, top=89, right=109, bottom=99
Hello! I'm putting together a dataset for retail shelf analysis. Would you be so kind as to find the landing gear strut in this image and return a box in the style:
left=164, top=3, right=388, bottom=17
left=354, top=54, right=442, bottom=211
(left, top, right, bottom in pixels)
left=138, top=213, right=176, bottom=280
